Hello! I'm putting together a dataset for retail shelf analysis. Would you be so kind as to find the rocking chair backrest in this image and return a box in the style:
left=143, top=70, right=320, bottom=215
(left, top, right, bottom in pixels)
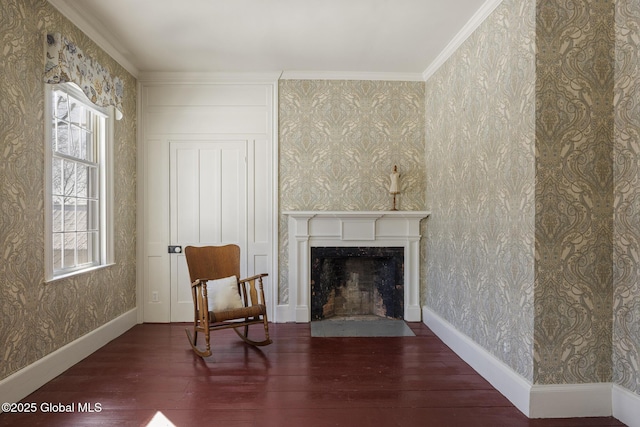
left=184, top=245, right=241, bottom=283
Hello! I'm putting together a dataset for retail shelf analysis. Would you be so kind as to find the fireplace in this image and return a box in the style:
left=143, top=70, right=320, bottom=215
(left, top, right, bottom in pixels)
left=311, top=247, right=404, bottom=320
left=281, top=211, right=430, bottom=323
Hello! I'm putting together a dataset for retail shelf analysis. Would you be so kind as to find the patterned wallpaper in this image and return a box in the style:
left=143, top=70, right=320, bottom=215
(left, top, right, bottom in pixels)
left=426, top=0, right=639, bottom=396
left=614, top=0, right=640, bottom=395
left=424, top=0, right=536, bottom=380
left=278, top=79, right=426, bottom=304
left=535, top=0, right=614, bottom=385
left=0, top=0, right=136, bottom=381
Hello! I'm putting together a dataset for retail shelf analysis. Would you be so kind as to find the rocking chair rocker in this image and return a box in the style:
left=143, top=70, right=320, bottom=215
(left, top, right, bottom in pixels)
left=184, top=245, right=272, bottom=357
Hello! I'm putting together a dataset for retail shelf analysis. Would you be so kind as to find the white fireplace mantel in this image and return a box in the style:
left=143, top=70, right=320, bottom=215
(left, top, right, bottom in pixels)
left=280, top=211, right=430, bottom=323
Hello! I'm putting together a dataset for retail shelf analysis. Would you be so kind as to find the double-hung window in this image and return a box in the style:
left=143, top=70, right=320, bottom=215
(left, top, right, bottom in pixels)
left=45, top=83, right=114, bottom=281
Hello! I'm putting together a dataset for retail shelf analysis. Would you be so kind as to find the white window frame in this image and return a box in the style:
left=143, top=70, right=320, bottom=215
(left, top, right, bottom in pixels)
left=44, top=82, right=114, bottom=282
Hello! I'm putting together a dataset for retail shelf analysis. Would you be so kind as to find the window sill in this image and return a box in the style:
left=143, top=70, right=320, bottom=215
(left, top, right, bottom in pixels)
left=45, top=263, right=116, bottom=284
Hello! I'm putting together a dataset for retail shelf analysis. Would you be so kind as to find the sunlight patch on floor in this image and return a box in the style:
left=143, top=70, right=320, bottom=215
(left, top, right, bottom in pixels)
left=146, top=411, right=177, bottom=427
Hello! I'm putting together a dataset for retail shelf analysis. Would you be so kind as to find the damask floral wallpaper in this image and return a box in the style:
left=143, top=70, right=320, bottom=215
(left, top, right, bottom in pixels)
left=278, top=79, right=426, bottom=303
left=0, top=0, right=136, bottom=381
left=426, top=0, right=640, bottom=398
left=614, top=0, right=640, bottom=395
left=425, top=0, right=536, bottom=381
left=535, top=0, right=614, bottom=385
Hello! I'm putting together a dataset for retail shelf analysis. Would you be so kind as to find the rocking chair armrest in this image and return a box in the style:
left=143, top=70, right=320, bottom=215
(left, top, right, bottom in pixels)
left=238, top=273, right=268, bottom=283
left=193, top=275, right=267, bottom=287
left=238, top=273, right=268, bottom=306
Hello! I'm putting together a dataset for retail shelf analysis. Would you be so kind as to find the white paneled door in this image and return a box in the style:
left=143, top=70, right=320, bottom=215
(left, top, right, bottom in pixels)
left=140, top=79, right=276, bottom=324
left=169, top=140, right=247, bottom=322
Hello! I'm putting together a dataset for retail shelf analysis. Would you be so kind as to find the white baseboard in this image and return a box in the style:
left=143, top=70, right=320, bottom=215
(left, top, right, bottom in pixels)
left=275, top=304, right=293, bottom=323
left=423, top=306, right=640, bottom=423
left=422, top=306, right=532, bottom=415
left=529, top=383, right=612, bottom=418
left=0, top=308, right=137, bottom=409
left=613, top=384, right=640, bottom=427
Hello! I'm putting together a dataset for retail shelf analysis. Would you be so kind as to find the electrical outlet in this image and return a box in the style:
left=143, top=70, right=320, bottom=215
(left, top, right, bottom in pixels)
left=151, top=291, right=159, bottom=302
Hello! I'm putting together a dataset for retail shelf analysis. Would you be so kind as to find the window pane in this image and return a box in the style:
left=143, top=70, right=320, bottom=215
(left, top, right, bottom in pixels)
left=56, top=122, right=70, bottom=155
left=69, top=99, right=85, bottom=126
left=76, top=165, right=88, bottom=198
left=64, top=197, right=76, bottom=232
left=77, top=199, right=88, bottom=231
left=70, top=125, right=81, bottom=158
left=54, top=91, right=68, bottom=120
left=52, top=196, right=63, bottom=233
left=77, top=232, right=88, bottom=264
left=63, top=233, right=76, bottom=269
left=52, top=233, right=62, bottom=271
left=52, top=158, right=63, bottom=196
left=63, top=161, right=75, bottom=196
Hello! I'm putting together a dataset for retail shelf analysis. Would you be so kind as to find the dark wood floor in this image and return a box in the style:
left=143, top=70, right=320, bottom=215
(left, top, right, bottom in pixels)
left=0, top=322, right=626, bottom=427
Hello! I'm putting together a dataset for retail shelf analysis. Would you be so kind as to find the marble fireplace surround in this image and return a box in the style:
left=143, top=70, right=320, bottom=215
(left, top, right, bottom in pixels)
left=283, top=211, right=430, bottom=323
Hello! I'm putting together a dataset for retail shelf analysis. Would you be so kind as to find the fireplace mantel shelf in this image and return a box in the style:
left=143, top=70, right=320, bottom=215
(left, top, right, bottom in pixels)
left=281, top=210, right=430, bottom=323
left=283, top=210, right=431, bottom=218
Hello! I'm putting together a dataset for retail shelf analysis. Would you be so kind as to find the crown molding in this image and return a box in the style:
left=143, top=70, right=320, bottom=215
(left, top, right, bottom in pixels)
left=280, top=71, right=425, bottom=82
left=422, top=0, right=503, bottom=81
left=47, top=0, right=139, bottom=77
left=137, top=71, right=283, bottom=84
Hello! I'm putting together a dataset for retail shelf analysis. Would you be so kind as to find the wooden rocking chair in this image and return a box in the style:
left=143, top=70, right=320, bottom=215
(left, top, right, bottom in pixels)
left=184, top=245, right=272, bottom=357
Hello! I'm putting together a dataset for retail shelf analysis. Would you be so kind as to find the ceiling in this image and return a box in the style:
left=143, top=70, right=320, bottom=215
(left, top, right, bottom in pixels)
left=48, top=0, right=496, bottom=79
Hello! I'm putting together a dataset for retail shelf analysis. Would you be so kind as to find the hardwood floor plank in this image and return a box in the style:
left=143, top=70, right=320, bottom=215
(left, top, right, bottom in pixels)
left=0, top=323, right=627, bottom=427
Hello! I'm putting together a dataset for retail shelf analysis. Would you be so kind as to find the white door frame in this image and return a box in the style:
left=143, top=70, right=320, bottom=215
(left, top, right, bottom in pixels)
left=136, top=73, right=280, bottom=324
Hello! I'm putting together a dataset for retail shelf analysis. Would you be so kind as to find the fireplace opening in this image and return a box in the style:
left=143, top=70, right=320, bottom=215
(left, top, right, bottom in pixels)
left=310, top=247, right=404, bottom=321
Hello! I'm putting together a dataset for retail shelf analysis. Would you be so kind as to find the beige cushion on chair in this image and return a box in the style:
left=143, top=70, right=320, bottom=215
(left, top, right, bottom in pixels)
left=207, top=275, right=243, bottom=312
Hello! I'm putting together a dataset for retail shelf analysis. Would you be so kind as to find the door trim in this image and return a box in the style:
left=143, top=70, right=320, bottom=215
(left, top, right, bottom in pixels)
left=137, top=76, right=279, bottom=323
